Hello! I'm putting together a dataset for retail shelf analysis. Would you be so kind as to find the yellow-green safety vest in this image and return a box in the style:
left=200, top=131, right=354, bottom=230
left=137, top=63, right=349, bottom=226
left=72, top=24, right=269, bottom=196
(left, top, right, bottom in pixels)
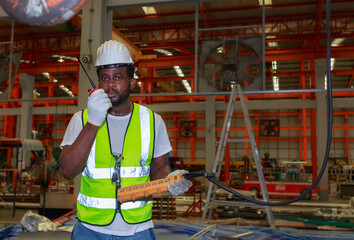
left=77, top=102, right=155, bottom=225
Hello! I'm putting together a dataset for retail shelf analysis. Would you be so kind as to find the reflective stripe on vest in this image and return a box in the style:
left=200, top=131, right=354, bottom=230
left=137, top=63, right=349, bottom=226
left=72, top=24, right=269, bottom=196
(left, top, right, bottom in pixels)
left=121, top=200, right=153, bottom=210
left=77, top=193, right=153, bottom=210
left=83, top=165, right=151, bottom=179
left=78, top=192, right=116, bottom=209
left=77, top=103, right=155, bottom=225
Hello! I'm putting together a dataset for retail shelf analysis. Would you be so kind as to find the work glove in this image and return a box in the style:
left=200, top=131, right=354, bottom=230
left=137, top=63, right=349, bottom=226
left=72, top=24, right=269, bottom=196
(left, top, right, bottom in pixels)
left=167, top=170, right=193, bottom=196
left=87, top=89, right=112, bottom=127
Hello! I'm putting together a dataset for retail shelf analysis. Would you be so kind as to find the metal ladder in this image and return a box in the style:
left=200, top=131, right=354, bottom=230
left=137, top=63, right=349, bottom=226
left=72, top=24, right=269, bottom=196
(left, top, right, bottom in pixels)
left=201, top=84, right=275, bottom=227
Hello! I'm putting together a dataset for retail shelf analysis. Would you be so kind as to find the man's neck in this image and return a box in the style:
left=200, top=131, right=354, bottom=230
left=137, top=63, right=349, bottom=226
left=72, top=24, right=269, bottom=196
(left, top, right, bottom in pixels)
left=109, top=101, right=132, bottom=116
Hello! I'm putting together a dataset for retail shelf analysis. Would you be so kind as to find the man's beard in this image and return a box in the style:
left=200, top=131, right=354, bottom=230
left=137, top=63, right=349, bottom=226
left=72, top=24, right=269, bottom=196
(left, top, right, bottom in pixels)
left=111, top=89, right=130, bottom=107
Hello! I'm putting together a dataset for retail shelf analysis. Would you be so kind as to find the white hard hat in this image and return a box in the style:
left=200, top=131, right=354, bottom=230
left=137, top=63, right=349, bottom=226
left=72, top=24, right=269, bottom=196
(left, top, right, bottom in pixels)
left=95, top=40, right=134, bottom=68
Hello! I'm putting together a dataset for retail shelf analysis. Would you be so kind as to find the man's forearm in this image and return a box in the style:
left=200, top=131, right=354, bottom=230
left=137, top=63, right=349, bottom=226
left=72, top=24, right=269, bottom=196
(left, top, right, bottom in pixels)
left=152, top=165, right=171, bottom=180
left=59, top=123, right=98, bottom=180
left=150, top=154, right=172, bottom=180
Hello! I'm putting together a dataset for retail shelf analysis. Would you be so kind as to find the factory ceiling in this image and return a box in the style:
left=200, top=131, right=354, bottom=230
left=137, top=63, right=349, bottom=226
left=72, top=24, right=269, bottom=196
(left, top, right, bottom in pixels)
left=0, top=0, right=353, bottom=100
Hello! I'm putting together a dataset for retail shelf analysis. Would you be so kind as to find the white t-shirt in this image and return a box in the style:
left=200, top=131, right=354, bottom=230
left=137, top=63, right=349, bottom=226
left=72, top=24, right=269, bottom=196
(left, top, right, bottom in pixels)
left=60, top=108, right=172, bottom=236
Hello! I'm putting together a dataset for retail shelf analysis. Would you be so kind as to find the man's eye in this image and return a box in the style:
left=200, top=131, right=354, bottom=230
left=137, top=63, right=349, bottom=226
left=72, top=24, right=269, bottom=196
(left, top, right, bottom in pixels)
left=100, top=77, right=108, bottom=81
left=114, top=76, right=122, bottom=81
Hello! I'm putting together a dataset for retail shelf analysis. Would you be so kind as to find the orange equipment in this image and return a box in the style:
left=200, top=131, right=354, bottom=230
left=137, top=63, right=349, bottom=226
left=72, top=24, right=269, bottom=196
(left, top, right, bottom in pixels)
left=117, top=174, right=183, bottom=203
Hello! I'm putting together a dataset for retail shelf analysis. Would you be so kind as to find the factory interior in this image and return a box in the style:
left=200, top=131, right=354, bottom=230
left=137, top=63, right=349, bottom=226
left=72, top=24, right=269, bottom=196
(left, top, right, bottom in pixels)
left=0, top=0, right=354, bottom=239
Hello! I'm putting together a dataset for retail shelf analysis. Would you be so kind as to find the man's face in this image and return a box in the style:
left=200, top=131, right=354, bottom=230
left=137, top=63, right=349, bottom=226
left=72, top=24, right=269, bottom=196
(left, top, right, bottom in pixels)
left=98, top=67, right=136, bottom=107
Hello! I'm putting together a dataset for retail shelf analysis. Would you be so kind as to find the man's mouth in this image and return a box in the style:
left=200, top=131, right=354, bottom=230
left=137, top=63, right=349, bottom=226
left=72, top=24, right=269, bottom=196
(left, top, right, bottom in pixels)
left=107, top=91, right=118, bottom=98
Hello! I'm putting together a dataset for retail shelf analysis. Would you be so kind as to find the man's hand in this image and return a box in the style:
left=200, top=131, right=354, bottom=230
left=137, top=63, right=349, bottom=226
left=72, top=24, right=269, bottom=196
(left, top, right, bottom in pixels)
left=87, top=89, right=112, bottom=127
left=167, top=170, right=193, bottom=196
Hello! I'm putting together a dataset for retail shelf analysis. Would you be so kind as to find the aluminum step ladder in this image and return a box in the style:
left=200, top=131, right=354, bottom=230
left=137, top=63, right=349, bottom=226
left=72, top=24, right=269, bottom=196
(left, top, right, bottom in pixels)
left=201, top=84, right=275, bottom=227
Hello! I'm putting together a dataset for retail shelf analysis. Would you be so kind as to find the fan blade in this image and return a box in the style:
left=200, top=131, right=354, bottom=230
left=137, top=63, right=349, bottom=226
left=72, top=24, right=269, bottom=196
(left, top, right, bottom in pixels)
left=237, top=68, right=253, bottom=83
left=238, top=55, right=259, bottom=67
left=205, top=51, right=222, bottom=65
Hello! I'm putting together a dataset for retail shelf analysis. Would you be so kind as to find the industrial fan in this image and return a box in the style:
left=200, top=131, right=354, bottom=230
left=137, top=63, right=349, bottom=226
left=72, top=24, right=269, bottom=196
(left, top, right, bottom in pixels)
left=198, top=37, right=263, bottom=92
left=259, top=119, right=280, bottom=137
left=179, top=120, right=197, bottom=138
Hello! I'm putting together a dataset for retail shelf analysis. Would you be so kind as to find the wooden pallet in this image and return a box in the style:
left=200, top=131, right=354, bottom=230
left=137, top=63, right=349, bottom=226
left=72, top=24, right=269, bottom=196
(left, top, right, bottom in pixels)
left=152, top=193, right=176, bottom=220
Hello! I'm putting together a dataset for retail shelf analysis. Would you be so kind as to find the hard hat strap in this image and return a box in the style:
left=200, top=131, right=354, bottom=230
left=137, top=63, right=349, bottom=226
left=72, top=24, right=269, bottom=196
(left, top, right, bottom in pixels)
left=96, top=64, right=133, bottom=70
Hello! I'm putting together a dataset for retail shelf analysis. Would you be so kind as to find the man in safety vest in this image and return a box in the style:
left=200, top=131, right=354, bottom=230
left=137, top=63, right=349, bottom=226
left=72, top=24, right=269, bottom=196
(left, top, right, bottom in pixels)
left=59, top=40, right=192, bottom=239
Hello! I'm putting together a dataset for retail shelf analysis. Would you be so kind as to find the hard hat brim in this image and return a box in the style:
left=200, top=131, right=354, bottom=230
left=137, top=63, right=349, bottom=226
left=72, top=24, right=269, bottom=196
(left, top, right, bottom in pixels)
left=96, top=63, right=134, bottom=70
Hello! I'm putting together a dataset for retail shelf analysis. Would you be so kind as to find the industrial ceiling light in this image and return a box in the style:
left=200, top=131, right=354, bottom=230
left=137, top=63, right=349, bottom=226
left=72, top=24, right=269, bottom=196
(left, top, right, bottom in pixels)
left=134, top=73, right=142, bottom=87
left=324, top=58, right=335, bottom=90
left=142, top=6, right=157, bottom=15
left=58, top=57, right=65, bottom=63
left=53, top=55, right=77, bottom=61
left=271, top=60, right=277, bottom=73
left=173, top=66, right=185, bottom=78
left=42, top=72, right=73, bottom=97
left=258, top=0, right=272, bottom=5
left=331, top=38, right=344, bottom=46
left=182, top=80, right=192, bottom=93
left=217, top=46, right=224, bottom=54
left=330, top=58, right=335, bottom=71
left=33, top=89, right=40, bottom=97
left=267, top=35, right=278, bottom=47
left=155, top=49, right=173, bottom=56
left=42, top=72, right=50, bottom=78
left=173, top=66, right=191, bottom=93
left=272, top=61, right=279, bottom=91
left=272, top=76, right=279, bottom=91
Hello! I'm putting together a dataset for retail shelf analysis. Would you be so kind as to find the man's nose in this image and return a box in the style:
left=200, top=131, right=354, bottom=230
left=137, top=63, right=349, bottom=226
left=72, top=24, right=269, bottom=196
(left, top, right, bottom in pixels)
left=107, top=77, right=116, bottom=86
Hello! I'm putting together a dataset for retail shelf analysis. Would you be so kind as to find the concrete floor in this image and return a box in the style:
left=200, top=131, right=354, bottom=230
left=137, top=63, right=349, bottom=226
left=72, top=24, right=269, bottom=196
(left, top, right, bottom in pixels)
left=0, top=208, right=30, bottom=226
left=0, top=210, right=189, bottom=240
left=0, top=195, right=353, bottom=240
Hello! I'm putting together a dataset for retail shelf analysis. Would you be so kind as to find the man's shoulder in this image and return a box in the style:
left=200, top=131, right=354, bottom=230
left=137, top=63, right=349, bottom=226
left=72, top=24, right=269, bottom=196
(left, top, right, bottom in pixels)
left=133, top=102, right=164, bottom=122
left=73, top=110, right=84, bottom=118
left=69, top=110, right=84, bottom=124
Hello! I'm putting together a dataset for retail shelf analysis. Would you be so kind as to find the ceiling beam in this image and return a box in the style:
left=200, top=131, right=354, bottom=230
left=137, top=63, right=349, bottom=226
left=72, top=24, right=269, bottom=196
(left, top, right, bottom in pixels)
left=139, top=76, right=193, bottom=82
left=106, top=0, right=206, bottom=9
left=115, top=0, right=353, bottom=21
left=137, top=55, right=194, bottom=67
left=11, top=45, right=354, bottom=75
left=268, top=69, right=354, bottom=78
left=17, top=62, right=79, bottom=74
left=267, top=45, right=354, bottom=61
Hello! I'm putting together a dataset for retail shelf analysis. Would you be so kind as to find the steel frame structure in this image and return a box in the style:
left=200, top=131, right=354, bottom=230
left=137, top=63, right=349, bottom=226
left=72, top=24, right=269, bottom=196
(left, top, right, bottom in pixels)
left=0, top=1, right=353, bottom=199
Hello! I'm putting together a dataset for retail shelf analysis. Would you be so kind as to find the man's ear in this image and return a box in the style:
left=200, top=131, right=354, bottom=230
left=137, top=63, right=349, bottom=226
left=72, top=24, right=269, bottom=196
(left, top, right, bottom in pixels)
left=130, top=78, right=136, bottom=90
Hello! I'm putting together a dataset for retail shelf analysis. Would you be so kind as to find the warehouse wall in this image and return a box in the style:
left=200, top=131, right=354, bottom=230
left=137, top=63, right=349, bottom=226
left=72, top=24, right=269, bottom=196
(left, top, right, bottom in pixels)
left=163, top=106, right=354, bottom=168
left=1, top=103, right=353, bottom=170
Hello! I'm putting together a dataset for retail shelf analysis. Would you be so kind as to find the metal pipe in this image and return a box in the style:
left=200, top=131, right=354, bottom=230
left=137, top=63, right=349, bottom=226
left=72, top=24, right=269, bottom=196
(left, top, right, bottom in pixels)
left=130, top=88, right=352, bottom=97
left=12, top=141, right=19, bottom=218
left=262, top=0, right=266, bottom=91
left=199, top=25, right=262, bottom=32
left=0, top=96, right=78, bottom=103
left=194, top=2, right=199, bottom=92
left=7, top=20, right=15, bottom=100
left=0, top=88, right=353, bottom=103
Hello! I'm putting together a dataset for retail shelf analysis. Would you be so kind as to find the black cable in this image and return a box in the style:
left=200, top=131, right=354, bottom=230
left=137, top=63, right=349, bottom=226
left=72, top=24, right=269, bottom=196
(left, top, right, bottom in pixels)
left=185, top=0, right=333, bottom=206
